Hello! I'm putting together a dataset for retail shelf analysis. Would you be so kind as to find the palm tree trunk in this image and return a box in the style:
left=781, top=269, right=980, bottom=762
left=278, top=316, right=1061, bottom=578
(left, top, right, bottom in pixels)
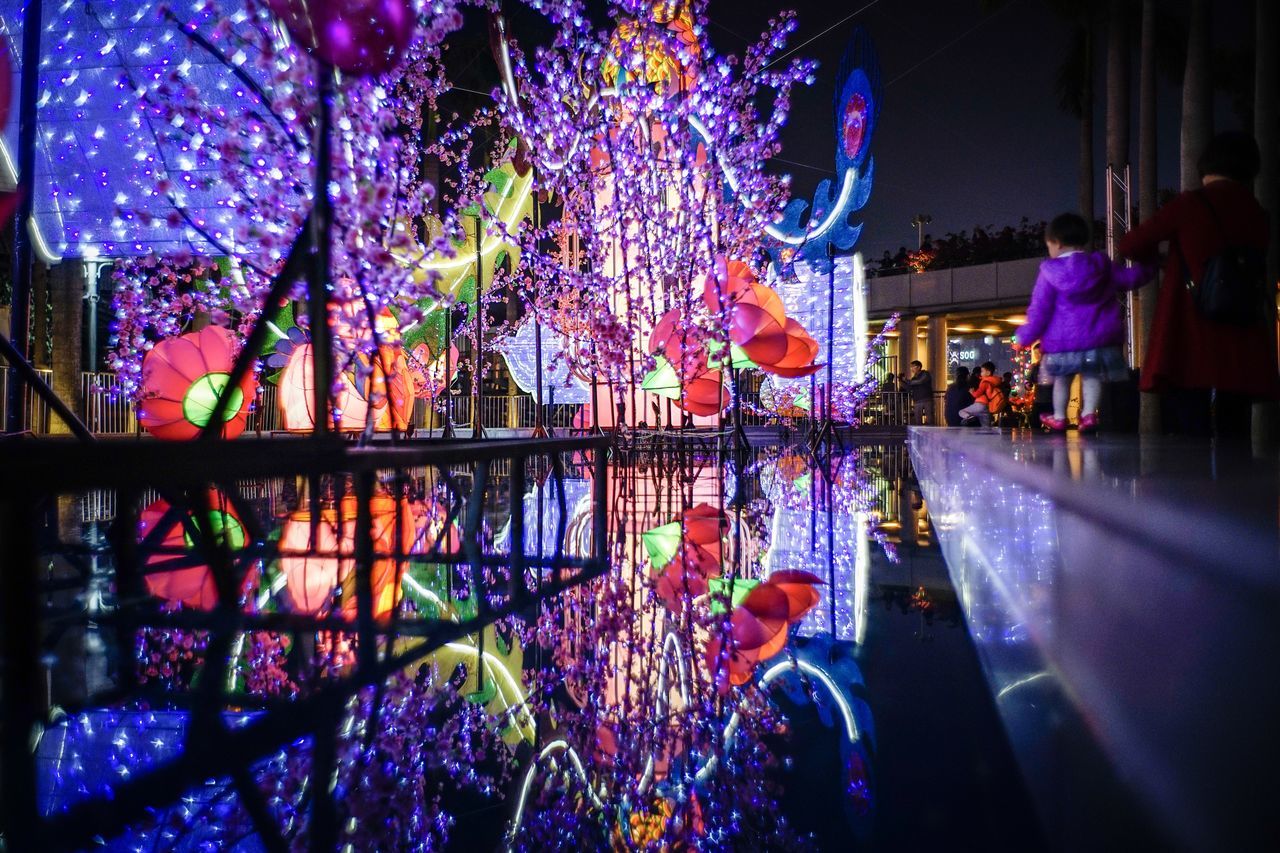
left=1253, top=0, right=1279, bottom=449
left=1137, top=0, right=1157, bottom=222
left=1180, top=0, right=1211, bottom=190
left=1256, top=0, right=1278, bottom=289
left=1080, top=27, right=1095, bottom=229
left=1137, top=0, right=1160, bottom=433
left=1105, top=0, right=1130, bottom=176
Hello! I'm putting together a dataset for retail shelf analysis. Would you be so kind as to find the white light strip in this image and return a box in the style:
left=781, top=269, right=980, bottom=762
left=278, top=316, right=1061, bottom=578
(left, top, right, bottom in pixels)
left=506, top=739, right=605, bottom=848
left=695, top=658, right=860, bottom=783
left=688, top=115, right=857, bottom=247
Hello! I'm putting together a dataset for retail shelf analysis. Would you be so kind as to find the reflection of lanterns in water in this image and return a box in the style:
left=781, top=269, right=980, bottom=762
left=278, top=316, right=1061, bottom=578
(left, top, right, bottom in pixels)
left=138, top=490, right=251, bottom=609
left=279, top=495, right=422, bottom=618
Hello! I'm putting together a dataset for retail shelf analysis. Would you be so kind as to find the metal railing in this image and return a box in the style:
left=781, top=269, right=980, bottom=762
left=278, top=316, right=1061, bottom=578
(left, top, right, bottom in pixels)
left=1, top=434, right=611, bottom=851
left=247, top=384, right=280, bottom=433
left=0, top=367, right=54, bottom=434
left=80, top=372, right=139, bottom=435
left=13, top=374, right=930, bottom=438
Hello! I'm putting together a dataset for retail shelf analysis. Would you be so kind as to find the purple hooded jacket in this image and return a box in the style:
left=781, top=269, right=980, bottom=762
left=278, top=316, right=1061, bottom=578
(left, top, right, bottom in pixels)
left=1015, top=251, right=1151, bottom=353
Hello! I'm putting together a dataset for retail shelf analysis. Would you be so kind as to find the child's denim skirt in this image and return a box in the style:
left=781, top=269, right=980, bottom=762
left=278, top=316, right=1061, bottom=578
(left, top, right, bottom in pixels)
left=1041, top=345, right=1129, bottom=381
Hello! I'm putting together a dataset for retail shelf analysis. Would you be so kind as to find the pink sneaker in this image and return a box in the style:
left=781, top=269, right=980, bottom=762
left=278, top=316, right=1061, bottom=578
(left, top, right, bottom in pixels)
left=1078, top=412, right=1100, bottom=435
left=1039, top=414, right=1067, bottom=433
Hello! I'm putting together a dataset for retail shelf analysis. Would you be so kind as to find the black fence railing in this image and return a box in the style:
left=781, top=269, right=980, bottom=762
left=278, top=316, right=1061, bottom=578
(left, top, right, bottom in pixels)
left=0, top=434, right=609, bottom=852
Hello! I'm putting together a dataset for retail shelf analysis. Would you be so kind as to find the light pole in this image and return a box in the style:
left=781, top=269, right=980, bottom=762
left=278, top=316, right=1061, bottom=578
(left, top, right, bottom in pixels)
left=911, top=213, right=932, bottom=249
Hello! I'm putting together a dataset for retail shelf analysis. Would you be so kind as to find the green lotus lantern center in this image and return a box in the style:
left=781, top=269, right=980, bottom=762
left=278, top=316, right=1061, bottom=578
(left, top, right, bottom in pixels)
left=183, top=373, right=243, bottom=427
left=182, top=512, right=247, bottom=551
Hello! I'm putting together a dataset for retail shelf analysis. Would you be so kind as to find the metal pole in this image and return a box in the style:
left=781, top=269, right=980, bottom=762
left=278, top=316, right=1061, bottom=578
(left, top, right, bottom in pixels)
left=442, top=308, right=454, bottom=438
left=532, top=188, right=547, bottom=438
left=826, top=251, right=836, bottom=426
left=85, top=261, right=100, bottom=370
left=472, top=212, right=485, bottom=439
left=309, top=67, right=335, bottom=437
left=533, top=320, right=546, bottom=434
left=5, top=0, right=44, bottom=435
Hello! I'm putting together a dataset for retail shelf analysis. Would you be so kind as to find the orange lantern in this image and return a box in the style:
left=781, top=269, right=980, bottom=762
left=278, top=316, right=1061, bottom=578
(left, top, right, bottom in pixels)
left=278, top=342, right=414, bottom=432
left=137, top=326, right=257, bottom=440
left=697, top=258, right=822, bottom=379
left=279, top=495, right=420, bottom=619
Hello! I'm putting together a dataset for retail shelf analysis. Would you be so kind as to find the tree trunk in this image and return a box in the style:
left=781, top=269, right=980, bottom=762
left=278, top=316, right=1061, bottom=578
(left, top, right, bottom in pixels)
left=1105, top=0, right=1130, bottom=175
left=1137, top=0, right=1160, bottom=433
left=1080, top=26, right=1095, bottom=230
left=1180, top=0, right=1212, bottom=190
left=1253, top=0, right=1279, bottom=450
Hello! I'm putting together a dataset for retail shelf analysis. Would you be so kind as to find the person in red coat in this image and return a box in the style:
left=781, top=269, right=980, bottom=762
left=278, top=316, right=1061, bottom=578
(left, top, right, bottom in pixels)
left=1118, top=131, right=1278, bottom=440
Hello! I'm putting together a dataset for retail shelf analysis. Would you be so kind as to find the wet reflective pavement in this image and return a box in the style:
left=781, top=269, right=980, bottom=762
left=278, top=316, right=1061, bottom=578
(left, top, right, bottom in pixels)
left=911, top=428, right=1280, bottom=850
left=33, top=440, right=1053, bottom=850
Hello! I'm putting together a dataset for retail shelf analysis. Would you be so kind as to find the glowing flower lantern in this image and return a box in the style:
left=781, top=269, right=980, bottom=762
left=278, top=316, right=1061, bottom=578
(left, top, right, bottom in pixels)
left=643, top=312, right=730, bottom=417
left=277, top=343, right=414, bottom=432
left=136, top=326, right=257, bottom=440
left=698, top=257, right=822, bottom=379
left=601, top=3, right=700, bottom=96
left=137, top=491, right=250, bottom=610
left=706, top=583, right=790, bottom=689
left=764, top=569, right=824, bottom=620
left=704, top=571, right=823, bottom=690
left=644, top=503, right=728, bottom=610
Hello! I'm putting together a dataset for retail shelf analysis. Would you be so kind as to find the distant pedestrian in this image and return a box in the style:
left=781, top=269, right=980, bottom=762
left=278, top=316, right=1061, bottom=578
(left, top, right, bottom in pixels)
left=958, top=362, right=1004, bottom=428
left=944, top=366, right=971, bottom=426
left=1118, top=131, right=1277, bottom=440
left=1016, top=212, right=1151, bottom=434
left=904, top=360, right=934, bottom=425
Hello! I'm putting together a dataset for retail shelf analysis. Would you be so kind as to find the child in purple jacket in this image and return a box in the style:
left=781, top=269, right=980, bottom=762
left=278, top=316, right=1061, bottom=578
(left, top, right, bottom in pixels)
left=1015, top=213, right=1152, bottom=434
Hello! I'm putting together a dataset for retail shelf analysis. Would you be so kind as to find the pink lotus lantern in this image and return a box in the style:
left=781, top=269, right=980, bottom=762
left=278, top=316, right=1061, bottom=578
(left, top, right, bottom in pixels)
left=137, top=326, right=257, bottom=440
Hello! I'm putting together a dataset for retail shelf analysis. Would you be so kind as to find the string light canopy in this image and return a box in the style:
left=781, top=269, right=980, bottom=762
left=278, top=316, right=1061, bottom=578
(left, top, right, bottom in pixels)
left=0, top=0, right=282, bottom=259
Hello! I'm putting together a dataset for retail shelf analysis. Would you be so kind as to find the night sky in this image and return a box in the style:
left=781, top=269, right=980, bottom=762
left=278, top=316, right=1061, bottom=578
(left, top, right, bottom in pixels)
left=720, top=0, right=1259, bottom=260
left=451, top=0, right=1259, bottom=261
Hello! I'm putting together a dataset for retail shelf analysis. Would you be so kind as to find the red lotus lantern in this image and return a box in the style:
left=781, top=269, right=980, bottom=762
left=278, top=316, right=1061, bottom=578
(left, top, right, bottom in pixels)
left=137, top=326, right=257, bottom=440
left=641, top=346, right=729, bottom=418
left=762, top=569, right=823, bottom=621
left=137, top=491, right=251, bottom=610
left=704, top=570, right=823, bottom=691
